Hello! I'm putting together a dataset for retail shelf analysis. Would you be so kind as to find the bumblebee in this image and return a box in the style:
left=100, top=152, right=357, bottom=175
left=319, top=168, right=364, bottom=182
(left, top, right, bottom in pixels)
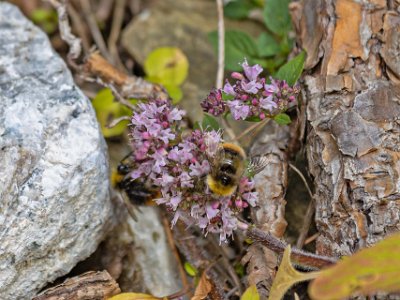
left=207, top=143, right=270, bottom=197
left=112, top=153, right=159, bottom=219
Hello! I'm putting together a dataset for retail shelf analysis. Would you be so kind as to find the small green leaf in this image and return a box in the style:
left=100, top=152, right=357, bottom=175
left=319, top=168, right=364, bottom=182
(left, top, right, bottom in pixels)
left=92, top=88, right=134, bottom=137
left=263, top=0, right=292, bottom=36
left=241, top=285, right=260, bottom=300
left=144, top=47, right=189, bottom=86
left=222, top=92, right=235, bottom=101
left=269, top=246, right=320, bottom=300
left=309, top=233, right=400, bottom=300
left=202, top=114, right=220, bottom=131
left=163, top=85, right=183, bottom=104
left=257, top=33, right=280, bottom=57
left=31, top=8, right=58, bottom=34
left=184, top=262, right=198, bottom=277
left=273, top=113, right=291, bottom=125
left=235, top=262, right=245, bottom=278
left=275, top=51, right=306, bottom=85
left=225, top=0, right=254, bottom=19
left=245, top=116, right=262, bottom=122
left=209, top=30, right=259, bottom=71
left=193, top=121, right=201, bottom=130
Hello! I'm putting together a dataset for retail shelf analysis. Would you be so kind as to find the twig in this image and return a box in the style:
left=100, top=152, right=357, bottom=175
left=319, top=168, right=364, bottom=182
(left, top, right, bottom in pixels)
left=288, top=163, right=313, bottom=199
left=288, top=163, right=316, bottom=249
left=210, top=238, right=243, bottom=295
left=107, top=84, right=137, bottom=110
left=33, top=271, right=120, bottom=300
left=107, top=116, right=131, bottom=128
left=215, top=0, right=236, bottom=142
left=215, top=0, right=225, bottom=89
left=240, top=223, right=337, bottom=269
left=48, top=0, right=82, bottom=68
left=80, top=0, right=113, bottom=62
left=67, top=2, right=90, bottom=52
left=107, top=0, right=127, bottom=70
left=221, top=118, right=236, bottom=140
left=162, top=216, right=192, bottom=299
left=305, top=233, right=319, bottom=245
left=234, top=118, right=270, bottom=141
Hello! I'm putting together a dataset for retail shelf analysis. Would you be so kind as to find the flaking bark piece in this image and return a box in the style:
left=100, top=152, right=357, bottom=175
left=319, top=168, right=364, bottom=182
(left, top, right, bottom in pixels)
left=33, top=271, right=121, bottom=300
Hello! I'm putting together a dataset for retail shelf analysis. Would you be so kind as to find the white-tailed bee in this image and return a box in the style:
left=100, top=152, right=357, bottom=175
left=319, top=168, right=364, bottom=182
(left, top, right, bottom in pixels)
left=207, top=142, right=271, bottom=197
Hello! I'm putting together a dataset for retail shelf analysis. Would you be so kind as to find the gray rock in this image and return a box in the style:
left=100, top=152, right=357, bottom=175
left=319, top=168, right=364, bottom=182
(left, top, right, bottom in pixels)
left=0, top=3, right=114, bottom=299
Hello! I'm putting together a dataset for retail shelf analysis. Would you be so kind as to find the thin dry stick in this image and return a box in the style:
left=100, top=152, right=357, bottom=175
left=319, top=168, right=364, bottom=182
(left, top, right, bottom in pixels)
left=214, top=0, right=236, bottom=141
left=48, top=0, right=82, bottom=67
left=107, top=116, right=131, bottom=128
left=234, top=118, right=270, bottom=141
left=80, top=0, right=113, bottom=62
left=215, top=0, right=224, bottom=89
left=107, top=0, right=127, bottom=70
left=237, top=222, right=338, bottom=269
left=288, top=163, right=316, bottom=249
left=67, top=2, right=90, bottom=52
left=288, top=163, right=313, bottom=199
left=161, top=217, right=192, bottom=299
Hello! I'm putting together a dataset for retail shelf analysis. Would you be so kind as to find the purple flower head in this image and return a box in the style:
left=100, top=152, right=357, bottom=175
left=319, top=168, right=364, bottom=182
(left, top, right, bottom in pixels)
left=128, top=98, right=261, bottom=243
left=201, top=89, right=226, bottom=116
left=223, top=81, right=236, bottom=96
left=242, top=59, right=263, bottom=81
left=260, top=95, right=278, bottom=112
left=227, top=100, right=250, bottom=120
left=241, top=80, right=263, bottom=94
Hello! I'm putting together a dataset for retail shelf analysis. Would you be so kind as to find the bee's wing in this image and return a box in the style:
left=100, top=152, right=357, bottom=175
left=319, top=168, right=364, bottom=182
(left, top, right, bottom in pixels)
left=120, top=151, right=135, bottom=166
left=119, top=191, right=139, bottom=221
left=247, top=155, right=273, bottom=175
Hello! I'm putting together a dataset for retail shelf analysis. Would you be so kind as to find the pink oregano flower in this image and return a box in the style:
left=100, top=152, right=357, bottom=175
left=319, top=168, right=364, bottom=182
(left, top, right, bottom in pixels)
left=129, top=99, right=258, bottom=242
left=201, top=59, right=300, bottom=120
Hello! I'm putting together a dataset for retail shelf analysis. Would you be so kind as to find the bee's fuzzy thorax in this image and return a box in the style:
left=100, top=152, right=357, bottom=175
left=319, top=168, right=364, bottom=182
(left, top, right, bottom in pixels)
left=207, top=174, right=237, bottom=196
left=221, top=142, right=246, bottom=159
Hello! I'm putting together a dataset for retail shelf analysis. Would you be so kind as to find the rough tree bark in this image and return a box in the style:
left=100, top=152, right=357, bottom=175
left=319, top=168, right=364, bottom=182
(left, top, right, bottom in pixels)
left=291, top=0, right=400, bottom=261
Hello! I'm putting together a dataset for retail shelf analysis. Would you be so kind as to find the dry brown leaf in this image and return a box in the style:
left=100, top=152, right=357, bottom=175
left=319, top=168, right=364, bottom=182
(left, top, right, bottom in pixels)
left=191, top=272, right=212, bottom=300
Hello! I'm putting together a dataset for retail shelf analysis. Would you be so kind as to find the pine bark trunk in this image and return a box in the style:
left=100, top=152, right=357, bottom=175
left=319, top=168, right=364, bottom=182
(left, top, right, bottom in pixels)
left=291, top=0, right=400, bottom=259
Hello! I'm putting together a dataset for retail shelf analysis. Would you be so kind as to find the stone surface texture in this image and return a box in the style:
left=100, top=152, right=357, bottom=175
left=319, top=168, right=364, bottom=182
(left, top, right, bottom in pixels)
left=0, top=3, right=113, bottom=299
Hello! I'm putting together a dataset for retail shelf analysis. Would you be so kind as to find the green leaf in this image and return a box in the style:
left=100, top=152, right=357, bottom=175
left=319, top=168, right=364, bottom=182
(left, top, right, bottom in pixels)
left=144, top=47, right=189, bottom=86
left=275, top=51, right=306, bottom=85
left=193, top=121, right=201, bottom=130
left=31, top=8, right=58, bottom=34
left=309, top=233, right=400, bottom=300
left=163, top=84, right=183, bottom=104
left=202, top=114, right=220, bottom=131
left=235, top=262, right=245, bottom=278
left=92, top=88, right=134, bottom=137
left=225, top=0, right=253, bottom=19
left=269, top=246, right=320, bottom=300
left=209, top=30, right=259, bottom=71
left=257, top=32, right=280, bottom=57
left=263, top=0, right=292, bottom=36
left=31, top=8, right=57, bottom=23
left=273, top=113, right=291, bottom=125
left=184, top=262, right=198, bottom=277
left=245, top=115, right=262, bottom=122
left=221, top=92, right=235, bottom=101
left=241, top=285, right=260, bottom=300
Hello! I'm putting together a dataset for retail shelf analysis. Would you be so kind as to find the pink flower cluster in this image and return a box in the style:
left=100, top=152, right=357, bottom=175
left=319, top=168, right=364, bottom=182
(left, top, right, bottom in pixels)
left=129, top=99, right=258, bottom=242
left=201, top=60, right=300, bottom=120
